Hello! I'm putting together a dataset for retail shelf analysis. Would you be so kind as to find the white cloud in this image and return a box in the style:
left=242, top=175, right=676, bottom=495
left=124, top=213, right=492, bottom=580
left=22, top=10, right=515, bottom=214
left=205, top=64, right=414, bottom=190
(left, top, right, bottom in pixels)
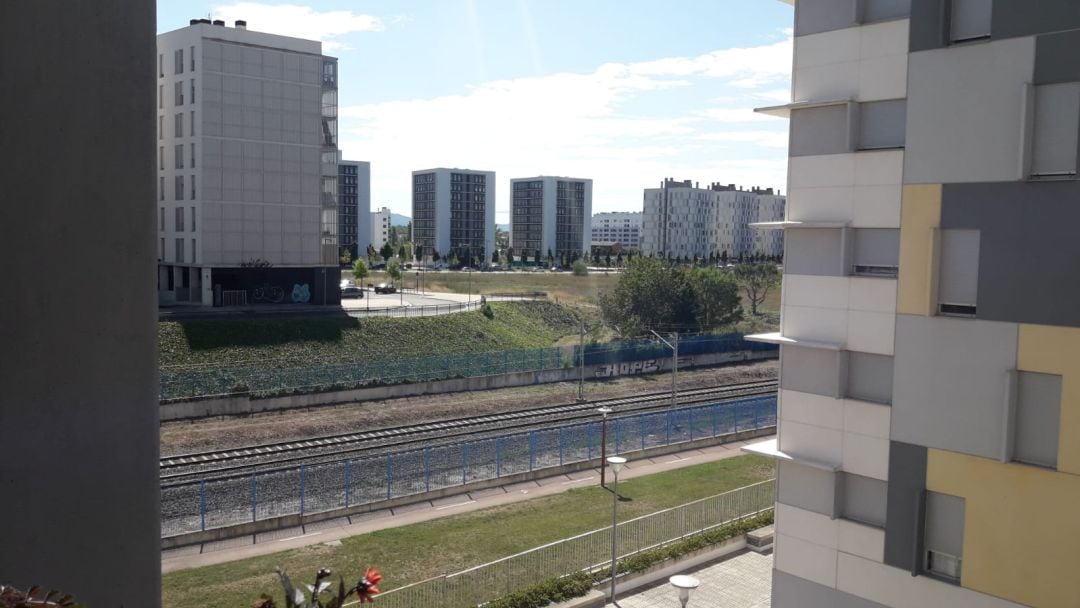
left=339, top=37, right=792, bottom=219
left=210, top=2, right=385, bottom=51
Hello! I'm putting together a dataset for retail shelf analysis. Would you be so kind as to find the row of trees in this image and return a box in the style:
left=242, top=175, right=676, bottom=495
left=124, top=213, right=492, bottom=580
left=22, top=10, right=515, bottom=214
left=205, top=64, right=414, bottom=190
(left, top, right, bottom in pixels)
left=598, top=257, right=780, bottom=336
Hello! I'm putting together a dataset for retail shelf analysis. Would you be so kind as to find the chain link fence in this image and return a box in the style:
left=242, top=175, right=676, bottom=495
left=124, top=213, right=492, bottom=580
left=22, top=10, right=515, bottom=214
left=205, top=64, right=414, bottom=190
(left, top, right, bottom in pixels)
left=373, top=480, right=776, bottom=607
left=161, top=395, right=776, bottom=538
left=159, top=334, right=778, bottom=401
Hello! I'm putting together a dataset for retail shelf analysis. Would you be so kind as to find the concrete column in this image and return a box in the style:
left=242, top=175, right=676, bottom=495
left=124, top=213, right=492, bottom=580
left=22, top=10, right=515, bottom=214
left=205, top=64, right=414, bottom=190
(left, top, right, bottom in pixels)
left=202, top=267, right=214, bottom=305
left=0, top=1, right=160, bottom=606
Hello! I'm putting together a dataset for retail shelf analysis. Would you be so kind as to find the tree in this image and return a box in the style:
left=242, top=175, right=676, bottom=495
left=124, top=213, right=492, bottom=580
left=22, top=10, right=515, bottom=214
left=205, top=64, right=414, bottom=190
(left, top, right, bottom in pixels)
left=605, top=252, right=612, bottom=268
left=367, top=244, right=377, bottom=264
left=720, top=250, right=728, bottom=267
left=626, top=250, right=633, bottom=263
left=737, top=252, right=744, bottom=264
left=616, top=252, right=623, bottom=267
left=397, top=244, right=406, bottom=259
left=404, top=243, right=413, bottom=261
left=432, top=250, right=440, bottom=263
left=593, top=251, right=601, bottom=265
left=688, top=267, right=743, bottom=329
left=507, top=247, right=515, bottom=266
left=572, top=259, right=589, bottom=276
left=352, top=259, right=368, bottom=283
left=734, top=263, right=781, bottom=316
left=387, top=259, right=402, bottom=286
left=492, top=251, right=499, bottom=264
left=449, top=253, right=460, bottom=268
left=535, top=249, right=542, bottom=266
left=379, top=242, right=393, bottom=262
left=340, top=249, right=352, bottom=266
left=406, top=221, right=413, bottom=241
left=547, top=249, right=554, bottom=267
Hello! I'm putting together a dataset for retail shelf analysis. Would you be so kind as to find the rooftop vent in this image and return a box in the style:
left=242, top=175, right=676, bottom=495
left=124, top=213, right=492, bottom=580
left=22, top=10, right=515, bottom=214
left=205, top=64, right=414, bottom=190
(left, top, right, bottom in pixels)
left=212, top=19, right=225, bottom=26
left=235, top=20, right=247, bottom=29
left=189, top=19, right=199, bottom=25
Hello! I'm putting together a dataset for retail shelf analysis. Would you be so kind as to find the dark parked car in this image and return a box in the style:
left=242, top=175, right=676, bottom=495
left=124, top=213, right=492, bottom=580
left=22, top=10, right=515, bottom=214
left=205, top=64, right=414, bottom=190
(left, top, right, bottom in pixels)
left=374, top=283, right=396, bottom=294
left=340, top=285, right=363, bottom=299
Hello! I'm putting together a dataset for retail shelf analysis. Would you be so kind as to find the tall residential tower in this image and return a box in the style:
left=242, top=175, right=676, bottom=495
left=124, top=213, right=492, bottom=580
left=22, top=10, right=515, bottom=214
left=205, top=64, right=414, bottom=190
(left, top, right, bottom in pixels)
left=509, top=176, right=593, bottom=262
left=338, top=158, right=370, bottom=262
left=412, top=168, right=496, bottom=265
left=749, top=1, right=1080, bottom=607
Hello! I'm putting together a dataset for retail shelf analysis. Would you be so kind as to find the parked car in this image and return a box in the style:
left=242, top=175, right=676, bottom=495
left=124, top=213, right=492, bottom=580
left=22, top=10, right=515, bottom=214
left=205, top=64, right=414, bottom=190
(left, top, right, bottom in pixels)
left=374, top=283, right=396, bottom=294
left=340, top=285, right=363, bottom=299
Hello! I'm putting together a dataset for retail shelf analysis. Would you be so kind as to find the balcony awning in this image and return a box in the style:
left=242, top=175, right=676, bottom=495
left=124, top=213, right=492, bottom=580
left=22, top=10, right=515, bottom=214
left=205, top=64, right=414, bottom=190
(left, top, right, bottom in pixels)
left=749, top=220, right=850, bottom=230
left=745, top=332, right=846, bottom=351
left=754, top=98, right=852, bottom=118
left=742, top=438, right=841, bottom=472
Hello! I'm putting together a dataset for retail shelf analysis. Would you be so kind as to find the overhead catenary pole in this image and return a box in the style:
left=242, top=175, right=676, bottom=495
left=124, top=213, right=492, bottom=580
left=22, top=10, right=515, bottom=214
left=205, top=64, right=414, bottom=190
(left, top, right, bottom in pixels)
left=578, top=323, right=586, bottom=401
left=650, top=329, right=680, bottom=408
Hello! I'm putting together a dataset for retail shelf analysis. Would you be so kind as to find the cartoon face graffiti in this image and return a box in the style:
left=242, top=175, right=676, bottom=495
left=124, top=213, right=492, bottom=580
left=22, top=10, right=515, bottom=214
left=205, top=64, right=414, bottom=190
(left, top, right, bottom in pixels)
left=291, top=283, right=311, bottom=303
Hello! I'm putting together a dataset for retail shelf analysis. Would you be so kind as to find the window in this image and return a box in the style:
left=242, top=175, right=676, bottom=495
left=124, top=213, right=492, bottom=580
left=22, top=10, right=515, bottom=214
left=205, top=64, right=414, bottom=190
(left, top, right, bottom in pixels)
left=938, top=229, right=980, bottom=315
left=852, top=228, right=900, bottom=277
left=780, top=345, right=842, bottom=398
left=840, top=473, right=887, bottom=527
left=160, top=238, right=165, bottom=260
left=924, top=491, right=965, bottom=582
left=175, top=238, right=185, bottom=264
left=858, top=99, right=906, bottom=150
left=174, top=144, right=183, bottom=169
left=159, top=207, right=165, bottom=231
left=159, top=177, right=165, bottom=201
left=191, top=239, right=196, bottom=264
left=1013, top=371, right=1062, bottom=468
left=190, top=110, right=195, bottom=136
left=159, top=116, right=163, bottom=140
left=190, top=46, right=195, bottom=71
left=159, top=146, right=164, bottom=170
left=784, top=228, right=844, bottom=276
left=174, top=207, right=184, bottom=231
left=1031, top=82, right=1080, bottom=176
left=191, top=207, right=197, bottom=231
left=846, top=351, right=894, bottom=404
left=191, top=175, right=196, bottom=200
left=159, top=84, right=163, bottom=110
left=174, top=48, right=184, bottom=74
left=190, top=79, right=195, bottom=104
left=950, top=0, right=991, bottom=43
left=175, top=175, right=184, bottom=201
left=174, top=81, right=183, bottom=106
left=174, top=113, right=183, bottom=138
left=159, top=53, right=164, bottom=78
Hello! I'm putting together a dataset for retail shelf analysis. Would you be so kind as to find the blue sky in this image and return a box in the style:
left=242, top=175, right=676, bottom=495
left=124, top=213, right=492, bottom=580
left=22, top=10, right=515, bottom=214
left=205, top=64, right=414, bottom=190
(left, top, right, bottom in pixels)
left=158, top=1, right=794, bottom=222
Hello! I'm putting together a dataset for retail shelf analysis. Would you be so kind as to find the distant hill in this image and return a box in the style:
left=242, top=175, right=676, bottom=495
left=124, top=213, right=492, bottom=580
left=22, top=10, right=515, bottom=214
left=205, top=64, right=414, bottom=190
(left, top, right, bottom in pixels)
left=391, top=213, right=411, bottom=226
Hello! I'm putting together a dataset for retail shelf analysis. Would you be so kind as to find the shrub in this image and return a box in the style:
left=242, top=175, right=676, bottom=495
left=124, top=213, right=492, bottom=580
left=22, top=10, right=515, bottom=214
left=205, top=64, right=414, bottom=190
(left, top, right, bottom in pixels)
left=481, top=303, right=495, bottom=319
left=571, top=260, right=588, bottom=276
left=484, top=572, right=592, bottom=608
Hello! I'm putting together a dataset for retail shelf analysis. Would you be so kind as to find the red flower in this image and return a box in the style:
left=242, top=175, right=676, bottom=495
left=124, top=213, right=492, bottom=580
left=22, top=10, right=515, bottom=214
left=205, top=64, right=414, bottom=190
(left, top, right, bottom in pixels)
left=354, top=567, right=382, bottom=603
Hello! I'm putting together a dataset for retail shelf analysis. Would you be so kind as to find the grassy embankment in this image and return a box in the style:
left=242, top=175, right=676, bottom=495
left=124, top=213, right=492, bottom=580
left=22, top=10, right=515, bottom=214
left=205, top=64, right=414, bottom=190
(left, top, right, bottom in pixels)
left=161, top=455, right=775, bottom=608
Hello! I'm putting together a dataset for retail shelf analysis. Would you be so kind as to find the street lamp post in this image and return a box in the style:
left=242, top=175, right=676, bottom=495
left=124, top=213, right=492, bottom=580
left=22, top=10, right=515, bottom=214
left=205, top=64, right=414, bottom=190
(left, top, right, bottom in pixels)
left=607, top=456, right=627, bottom=603
left=597, top=407, right=612, bottom=487
left=650, top=330, right=680, bottom=408
left=669, top=575, right=700, bottom=608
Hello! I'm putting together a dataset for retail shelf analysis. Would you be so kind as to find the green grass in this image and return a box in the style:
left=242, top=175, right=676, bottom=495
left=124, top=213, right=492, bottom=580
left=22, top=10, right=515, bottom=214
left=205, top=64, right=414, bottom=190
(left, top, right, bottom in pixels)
left=159, top=301, right=587, bottom=368
left=161, top=455, right=775, bottom=608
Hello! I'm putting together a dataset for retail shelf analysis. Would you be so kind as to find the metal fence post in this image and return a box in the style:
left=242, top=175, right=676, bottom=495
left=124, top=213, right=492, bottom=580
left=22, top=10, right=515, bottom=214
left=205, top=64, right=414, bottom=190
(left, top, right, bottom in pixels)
left=424, top=447, right=432, bottom=493
left=587, top=423, right=593, bottom=460
left=300, top=464, right=306, bottom=517
left=387, top=454, right=394, bottom=500
left=462, top=442, right=469, bottom=485
left=199, top=479, right=206, bottom=532
left=496, top=437, right=502, bottom=478
left=251, top=472, right=257, bottom=522
left=344, top=461, right=351, bottom=509
left=528, top=431, right=535, bottom=471
left=558, top=428, right=564, bottom=466
left=665, top=411, right=672, bottom=445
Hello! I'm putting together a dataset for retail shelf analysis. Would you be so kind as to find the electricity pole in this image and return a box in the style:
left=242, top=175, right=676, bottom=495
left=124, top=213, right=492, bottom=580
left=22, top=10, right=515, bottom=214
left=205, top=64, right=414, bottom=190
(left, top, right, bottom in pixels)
left=578, top=323, right=586, bottom=401
left=651, top=330, right=679, bottom=408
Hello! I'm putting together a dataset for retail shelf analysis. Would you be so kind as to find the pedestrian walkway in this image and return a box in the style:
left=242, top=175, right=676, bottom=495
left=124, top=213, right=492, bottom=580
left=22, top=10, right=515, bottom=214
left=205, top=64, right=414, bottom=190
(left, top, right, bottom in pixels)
left=615, top=550, right=772, bottom=608
left=161, top=437, right=770, bottom=574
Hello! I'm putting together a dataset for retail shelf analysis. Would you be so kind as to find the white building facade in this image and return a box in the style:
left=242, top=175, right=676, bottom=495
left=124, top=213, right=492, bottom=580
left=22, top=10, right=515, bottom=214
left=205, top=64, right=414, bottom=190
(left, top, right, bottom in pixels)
left=412, top=168, right=496, bottom=265
left=156, top=19, right=341, bottom=305
left=370, top=206, right=391, bottom=250
left=640, top=180, right=785, bottom=261
left=509, top=176, right=593, bottom=261
left=590, top=211, right=641, bottom=249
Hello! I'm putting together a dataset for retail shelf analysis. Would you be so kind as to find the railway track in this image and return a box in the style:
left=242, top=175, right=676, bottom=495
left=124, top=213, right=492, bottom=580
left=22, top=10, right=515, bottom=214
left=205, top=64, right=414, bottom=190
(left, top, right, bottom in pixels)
left=160, top=380, right=778, bottom=484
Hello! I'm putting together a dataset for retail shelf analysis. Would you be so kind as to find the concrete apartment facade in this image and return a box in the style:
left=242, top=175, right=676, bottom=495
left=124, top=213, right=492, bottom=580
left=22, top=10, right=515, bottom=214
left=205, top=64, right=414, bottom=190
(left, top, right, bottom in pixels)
left=412, top=168, right=496, bottom=264
left=749, top=1, right=1080, bottom=607
left=338, top=158, right=370, bottom=261
left=591, top=211, right=642, bottom=249
left=156, top=20, right=340, bottom=306
left=371, top=206, right=391, bottom=250
left=509, top=176, right=593, bottom=261
left=640, top=179, right=785, bottom=260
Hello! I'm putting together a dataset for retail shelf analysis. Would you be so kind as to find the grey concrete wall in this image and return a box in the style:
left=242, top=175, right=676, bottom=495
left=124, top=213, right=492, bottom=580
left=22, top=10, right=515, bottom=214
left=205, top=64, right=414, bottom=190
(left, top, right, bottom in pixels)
left=772, top=570, right=889, bottom=608
left=796, top=0, right=859, bottom=36
left=791, top=105, right=851, bottom=157
left=0, top=1, right=160, bottom=606
left=784, top=228, right=846, bottom=276
left=1035, top=29, right=1080, bottom=85
left=161, top=349, right=779, bottom=420
left=777, top=460, right=838, bottom=518
left=992, top=0, right=1080, bottom=41
left=941, top=181, right=1080, bottom=327
left=780, top=345, right=840, bottom=398
left=891, top=315, right=1017, bottom=460
left=884, top=441, right=927, bottom=572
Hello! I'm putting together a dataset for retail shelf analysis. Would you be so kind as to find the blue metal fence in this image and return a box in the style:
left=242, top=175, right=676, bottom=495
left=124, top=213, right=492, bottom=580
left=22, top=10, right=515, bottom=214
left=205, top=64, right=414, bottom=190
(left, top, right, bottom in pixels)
left=159, top=334, right=778, bottom=401
left=160, top=394, right=777, bottom=538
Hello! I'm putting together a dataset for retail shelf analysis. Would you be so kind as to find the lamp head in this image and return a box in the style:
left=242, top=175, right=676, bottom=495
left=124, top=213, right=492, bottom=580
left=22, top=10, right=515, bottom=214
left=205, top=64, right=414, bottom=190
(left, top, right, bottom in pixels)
left=606, top=455, right=626, bottom=476
left=669, top=575, right=699, bottom=607
left=597, top=407, right=613, bottom=417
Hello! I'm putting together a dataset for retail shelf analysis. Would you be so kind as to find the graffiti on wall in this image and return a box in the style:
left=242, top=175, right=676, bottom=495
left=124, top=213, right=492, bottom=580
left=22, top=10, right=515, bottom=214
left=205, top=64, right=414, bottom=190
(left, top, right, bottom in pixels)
left=252, top=284, right=285, bottom=303
left=291, top=284, right=311, bottom=303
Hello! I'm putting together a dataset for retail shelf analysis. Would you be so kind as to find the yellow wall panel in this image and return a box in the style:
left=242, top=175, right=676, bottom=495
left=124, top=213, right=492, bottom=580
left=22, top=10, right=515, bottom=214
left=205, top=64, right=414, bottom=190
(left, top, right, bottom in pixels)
left=927, top=449, right=1080, bottom=607
left=897, top=184, right=941, bottom=316
left=1018, top=323, right=1080, bottom=475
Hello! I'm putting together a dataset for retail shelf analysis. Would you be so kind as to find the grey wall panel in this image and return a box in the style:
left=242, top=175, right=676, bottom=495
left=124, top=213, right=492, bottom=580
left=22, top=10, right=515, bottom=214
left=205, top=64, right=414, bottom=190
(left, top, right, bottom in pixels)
left=1030, top=82, right=1080, bottom=176
left=791, top=105, right=852, bottom=157
left=891, top=315, right=1018, bottom=460
left=925, top=491, right=965, bottom=558
left=853, top=228, right=900, bottom=267
left=858, top=99, right=907, bottom=150
left=950, top=0, right=992, bottom=42
left=941, top=181, right=1080, bottom=327
left=884, top=441, right=927, bottom=571
left=841, top=472, right=888, bottom=527
left=863, top=0, right=912, bottom=23
left=773, top=570, right=890, bottom=608
left=1035, top=29, right=1080, bottom=85
left=797, top=0, right=859, bottom=36
left=782, top=345, right=841, bottom=397
left=778, top=460, right=839, bottom=518
left=784, top=228, right=845, bottom=276
left=992, top=0, right=1080, bottom=41
left=1015, top=371, right=1062, bottom=468
left=847, top=351, right=894, bottom=404
left=938, top=229, right=980, bottom=306
left=909, top=0, right=947, bottom=52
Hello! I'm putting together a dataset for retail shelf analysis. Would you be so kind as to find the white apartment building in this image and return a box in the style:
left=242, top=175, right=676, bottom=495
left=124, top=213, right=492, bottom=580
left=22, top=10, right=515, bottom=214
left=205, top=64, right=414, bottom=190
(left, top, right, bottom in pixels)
left=509, top=176, right=593, bottom=261
left=371, top=206, right=391, bottom=250
left=412, top=168, right=496, bottom=265
left=640, top=179, right=785, bottom=260
left=156, top=19, right=341, bottom=306
left=590, top=211, right=641, bottom=249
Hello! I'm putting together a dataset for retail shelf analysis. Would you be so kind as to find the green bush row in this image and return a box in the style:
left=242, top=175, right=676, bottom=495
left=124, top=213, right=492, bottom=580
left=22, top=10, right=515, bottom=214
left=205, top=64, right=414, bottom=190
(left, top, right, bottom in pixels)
left=484, top=511, right=773, bottom=608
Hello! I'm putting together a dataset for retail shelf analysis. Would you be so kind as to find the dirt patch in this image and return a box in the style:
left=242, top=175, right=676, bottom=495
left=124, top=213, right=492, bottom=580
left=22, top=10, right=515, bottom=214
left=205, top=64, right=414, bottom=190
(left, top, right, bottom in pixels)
left=160, top=360, right=777, bottom=456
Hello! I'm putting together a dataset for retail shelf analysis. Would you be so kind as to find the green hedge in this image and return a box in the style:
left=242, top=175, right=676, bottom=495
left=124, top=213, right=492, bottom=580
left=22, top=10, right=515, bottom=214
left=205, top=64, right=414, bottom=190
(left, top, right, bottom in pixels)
left=483, top=511, right=773, bottom=608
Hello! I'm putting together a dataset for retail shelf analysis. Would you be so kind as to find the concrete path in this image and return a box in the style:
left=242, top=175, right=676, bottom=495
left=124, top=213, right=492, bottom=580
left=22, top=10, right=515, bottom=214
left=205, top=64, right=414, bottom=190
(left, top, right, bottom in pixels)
left=614, top=549, right=772, bottom=608
left=161, top=436, right=771, bottom=574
